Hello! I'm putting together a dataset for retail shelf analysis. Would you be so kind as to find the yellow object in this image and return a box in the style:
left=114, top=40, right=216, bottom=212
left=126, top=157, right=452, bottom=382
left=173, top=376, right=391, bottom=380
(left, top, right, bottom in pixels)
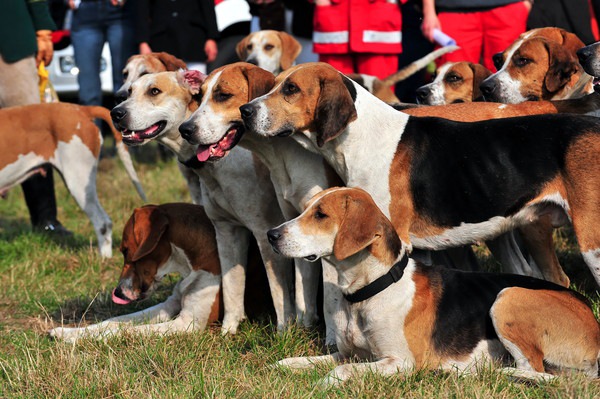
left=38, top=63, right=59, bottom=103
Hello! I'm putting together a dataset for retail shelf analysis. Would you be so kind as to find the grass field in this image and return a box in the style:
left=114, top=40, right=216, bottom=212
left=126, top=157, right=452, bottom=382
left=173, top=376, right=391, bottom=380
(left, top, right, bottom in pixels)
left=1, top=144, right=599, bottom=398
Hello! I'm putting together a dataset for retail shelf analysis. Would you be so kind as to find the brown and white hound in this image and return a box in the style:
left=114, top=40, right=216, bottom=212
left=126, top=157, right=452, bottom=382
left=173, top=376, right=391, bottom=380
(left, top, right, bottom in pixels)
left=415, top=61, right=492, bottom=105
left=240, top=62, right=600, bottom=287
left=0, top=102, right=146, bottom=257
left=236, top=30, right=302, bottom=75
left=268, top=187, right=600, bottom=386
left=481, top=27, right=594, bottom=103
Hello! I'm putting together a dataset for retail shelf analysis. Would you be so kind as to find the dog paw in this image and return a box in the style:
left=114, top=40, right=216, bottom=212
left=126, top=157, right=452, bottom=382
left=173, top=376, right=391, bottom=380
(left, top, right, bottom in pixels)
left=48, top=327, right=79, bottom=343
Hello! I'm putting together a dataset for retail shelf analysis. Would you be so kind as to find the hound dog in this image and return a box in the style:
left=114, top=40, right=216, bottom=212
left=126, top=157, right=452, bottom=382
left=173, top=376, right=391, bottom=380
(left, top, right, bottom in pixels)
left=236, top=30, right=302, bottom=75
left=240, top=62, right=600, bottom=287
left=415, top=61, right=492, bottom=105
left=110, top=70, right=294, bottom=334
left=577, top=41, right=600, bottom=84
left=177, top=62, right=342, bottom=339
left=115, top=52, right=203, bottom=205
left=49, top=203, right=222, bottom=342
left=481, top=27, right=594, bottom=103
left=269, top=187, right=600, bottom=386
left=0, top=102, right=146, bottom=258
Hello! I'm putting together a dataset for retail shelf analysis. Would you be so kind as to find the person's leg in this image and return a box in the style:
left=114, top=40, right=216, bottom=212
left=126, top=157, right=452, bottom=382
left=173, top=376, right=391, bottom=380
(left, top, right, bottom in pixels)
left=437, top=11, right=484, bottom=66
left=482, top=2, right=528, bottom=72
left=71, top=2, right=105, bottom=106
left=318, top=54, right=355, bottom=74
left=0, top=56, right=65, bottom=233
left=106, top=8, right=136, bottom=93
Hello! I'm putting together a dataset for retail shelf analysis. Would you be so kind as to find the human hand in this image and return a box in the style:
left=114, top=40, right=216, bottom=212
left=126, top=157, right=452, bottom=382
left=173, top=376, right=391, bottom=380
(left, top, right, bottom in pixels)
left=421, top=11, right=441, bottom=42
left=36, top=30, right=54, bottom=67
left=205, top=39, right=218, bottom=63
left=139, top=42, right=152, bottom=55
left=314, top=0, right=332, bottom=5
left=111, top=0, right=125, bottom=6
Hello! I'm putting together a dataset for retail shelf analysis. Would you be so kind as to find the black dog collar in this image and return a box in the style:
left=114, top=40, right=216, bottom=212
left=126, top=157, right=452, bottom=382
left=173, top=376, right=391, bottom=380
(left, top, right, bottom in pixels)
left=343, top=254, right=409, bottom=303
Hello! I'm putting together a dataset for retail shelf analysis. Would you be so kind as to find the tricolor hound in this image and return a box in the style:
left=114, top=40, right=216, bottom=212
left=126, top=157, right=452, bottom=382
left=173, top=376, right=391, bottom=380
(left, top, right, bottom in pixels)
left=268, top=187, right=600, bottom=386
left=240, top=62, right=600, bottom=287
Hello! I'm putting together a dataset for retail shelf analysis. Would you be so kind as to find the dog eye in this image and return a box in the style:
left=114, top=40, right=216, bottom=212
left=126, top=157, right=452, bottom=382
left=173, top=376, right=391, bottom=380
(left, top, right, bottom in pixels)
left=246, top=44, right=253, bottom=51
left=445, top=74, right=462, bottom=83
left=214, top=92, right=233, bottom=102
left=264, top=44, right=274, bottom=51
left=514, top=57, right=531, bottom=67
left=149, top=87, right=161, bottom=96
left=315, top=210, right=328, bottom=220
left=284, top=82, right=299, bottom=95
left=123, top=71, right=129, bottom=79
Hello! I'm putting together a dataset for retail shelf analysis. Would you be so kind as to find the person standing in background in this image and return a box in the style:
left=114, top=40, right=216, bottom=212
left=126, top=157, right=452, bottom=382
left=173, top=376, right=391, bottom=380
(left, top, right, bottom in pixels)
left=68, top=0, right=136, bottom=106
left=136, top=0, right=219, bottom=74
left=420, top=0, right=531, bottom=72
left=208, top=0, right=252, bottom=73
left=312, top=0, right=403, bottom=80
left=0, top=0, right=72, bottom=236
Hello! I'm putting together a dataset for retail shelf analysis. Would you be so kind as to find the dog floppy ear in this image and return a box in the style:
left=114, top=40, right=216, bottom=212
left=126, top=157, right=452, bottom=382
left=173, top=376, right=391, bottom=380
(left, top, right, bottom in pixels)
left=314, top=74, right=357, bottom=147
left=156, top=52, right=187, bottom=71
left=129, top=206, right=169, bottom=262
left=468, top=62, right=492, bottom=101
left=559, top=29, right=585, bottom=58
left=277, top=31, right=302, bottom=71
left=544, top=40, right=580, bottom=93
left=241, top=64, right=276, bottom=100
left=333, top=194, right=382, bottom=261
left=236, top=34, right=252, bottom=61
left=177, top=70, right=206, bottom=95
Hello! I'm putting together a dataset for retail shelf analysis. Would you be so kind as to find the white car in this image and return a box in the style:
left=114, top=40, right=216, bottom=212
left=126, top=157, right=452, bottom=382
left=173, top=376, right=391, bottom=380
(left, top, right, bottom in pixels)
left=48, top=38, right=114, bottom=99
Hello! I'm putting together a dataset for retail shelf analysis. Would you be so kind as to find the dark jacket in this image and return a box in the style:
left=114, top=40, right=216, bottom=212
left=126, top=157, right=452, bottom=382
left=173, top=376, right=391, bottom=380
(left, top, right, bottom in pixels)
left=135, top=0, right=219, bottom=62
left=0, top=0, right=56, bottom=63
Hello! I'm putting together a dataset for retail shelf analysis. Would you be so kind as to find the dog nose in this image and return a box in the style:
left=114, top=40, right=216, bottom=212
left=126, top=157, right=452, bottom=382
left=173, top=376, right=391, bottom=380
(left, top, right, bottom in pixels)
left=479, top=79, right=496, bottom=96
left=110, top=106, right=127, bottom=122
left=114, top=89, right=128, bottom=104
left=267, top=228, right=281, bottom=244
left=415, top=87, right=430, bottom=103
left=178, top=120, right=196, bottom=143
left=577, top=47, right=592, bottom=64
left=240, top=104, right=255, bottom=120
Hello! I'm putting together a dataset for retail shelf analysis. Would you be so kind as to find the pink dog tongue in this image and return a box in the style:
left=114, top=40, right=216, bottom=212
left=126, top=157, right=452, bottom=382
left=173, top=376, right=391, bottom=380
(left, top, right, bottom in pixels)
left=196, top=145, right=212, bottom=162
left=112, top=288, right=131, bottom=305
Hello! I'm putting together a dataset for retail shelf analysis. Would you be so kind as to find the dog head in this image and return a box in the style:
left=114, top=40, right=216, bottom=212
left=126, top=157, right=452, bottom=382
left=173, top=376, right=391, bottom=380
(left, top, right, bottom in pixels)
left=267, top=187, right=402, bottom=265
left=112, top=205, right=172, bottom=304
left=415, top=62, right=492, bottom=105
left=115, top=52, right=187, bottom=103
left=577, top=41, right=600, bottom=91
left=480, top=27, right=586, bottom=103
left=177, top=62, right=275, bottom=162
left=240, top=62, right=358, bottom=147
left=110, top=70, right=205, bottom=146
left=236, top=30, right=302, bottom=74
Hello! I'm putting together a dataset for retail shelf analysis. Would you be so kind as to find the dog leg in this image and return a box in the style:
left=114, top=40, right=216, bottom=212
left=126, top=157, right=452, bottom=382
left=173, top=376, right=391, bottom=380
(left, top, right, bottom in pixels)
left=321, top=258, right=341, bottom=347
left=254, top=233, right=295, bottom=331
left=486, top=231, right=542, bottom=278
left=294, top=258, right=320, bottom=327
left=276, top=351, right=345, bottom=370
left=52, top=144, right=112, bottom=257
left=518, top=216, right=569, bottom=287
left=318, top=356, right=414, bottom=387
left=213, top=223, right=251, bottom=335
left=49, top=286, right=184, bottom=342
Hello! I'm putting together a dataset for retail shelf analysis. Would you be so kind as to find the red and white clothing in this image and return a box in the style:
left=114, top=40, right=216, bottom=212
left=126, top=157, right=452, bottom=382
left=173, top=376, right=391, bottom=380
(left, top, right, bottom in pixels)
left=312, top=0, right=403, bottom=79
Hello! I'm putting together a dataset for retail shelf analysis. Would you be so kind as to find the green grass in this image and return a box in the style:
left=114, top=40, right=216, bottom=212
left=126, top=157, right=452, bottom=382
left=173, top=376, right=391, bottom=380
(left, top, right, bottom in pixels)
left=1, top=147, right=599, bottom=398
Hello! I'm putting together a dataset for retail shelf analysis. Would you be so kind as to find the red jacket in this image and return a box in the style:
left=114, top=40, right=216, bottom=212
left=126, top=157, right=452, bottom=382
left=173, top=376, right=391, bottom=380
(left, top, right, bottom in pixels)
left=313, top=0, right=402, bottom=55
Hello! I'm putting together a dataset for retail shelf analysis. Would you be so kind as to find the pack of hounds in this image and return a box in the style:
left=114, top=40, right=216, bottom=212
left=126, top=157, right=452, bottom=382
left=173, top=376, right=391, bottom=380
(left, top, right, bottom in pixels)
left=3, top=27, right=600, bottom=386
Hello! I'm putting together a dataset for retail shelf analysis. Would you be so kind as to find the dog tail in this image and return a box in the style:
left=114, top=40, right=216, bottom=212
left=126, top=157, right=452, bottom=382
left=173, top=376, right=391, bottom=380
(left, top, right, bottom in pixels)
left=381, top=45, right=460, bottom=88
left=84, top=106, right=148, bottom=202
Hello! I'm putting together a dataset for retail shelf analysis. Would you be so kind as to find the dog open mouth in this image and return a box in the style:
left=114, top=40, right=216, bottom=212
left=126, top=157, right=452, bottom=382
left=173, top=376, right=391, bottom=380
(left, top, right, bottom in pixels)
left=121, top=121, right=167, bottom=144
left=196, top=123, right=245, bottom=162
